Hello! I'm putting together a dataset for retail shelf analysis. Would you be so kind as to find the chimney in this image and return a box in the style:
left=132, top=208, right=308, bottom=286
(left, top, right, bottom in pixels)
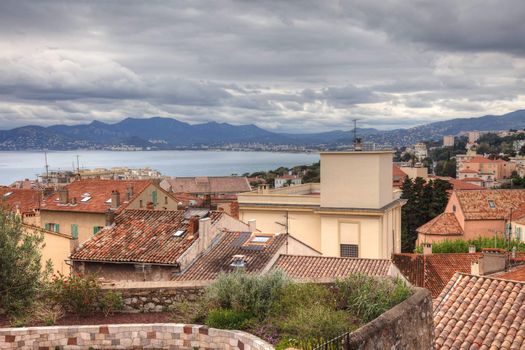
left=197, top=217, right=212, bottom=254
left=257, top=184, right=269, bottom=194
left=126, top=185, right=134, bottom=200
left=471, top=250, right=507, bottom=276
left=111, top=190, right=120, bottom=209
left=248, top=219, right=257, bottom=233
left=105, top=209, right=115, bottom=226
left=58, top=188, right=69, bottom=204
left=230, top=254, right=246, bottom=270
left=187, top=216, right=200, bottom=235
left=468, top=245, right=476, bottom=254
left=354, top=137, right=363, bottom=151
left=146, top=201, right=154, bottom=210
left=422, top=243, right=432, bottom=255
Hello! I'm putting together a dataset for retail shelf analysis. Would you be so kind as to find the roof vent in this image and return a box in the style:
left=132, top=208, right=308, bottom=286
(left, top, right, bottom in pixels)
left=230, top=254, right=246, bottom=269
left=173, top=230, right=185, bottom=238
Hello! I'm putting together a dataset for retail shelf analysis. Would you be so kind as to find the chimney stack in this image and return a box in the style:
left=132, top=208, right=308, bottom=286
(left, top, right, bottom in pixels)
left=105, top=209, right=115, bottom=226
left=111, top=190, right=120, bottom=209
left=58, top=188, right=69, bottom=204
left=422, top=243, right=432, bottom=255
left=126, top=185, right=134, bottom=200
left=468, top=245, right=476, bottom=254
left=187, top=216, right=200, bottom=235
left=248, top=219, right=257, bottom=233
left=257, top=184, right=269, bottom=194
left=197, top=217, right=212, bottom=254
left=146, top=201, right=154, bottom=210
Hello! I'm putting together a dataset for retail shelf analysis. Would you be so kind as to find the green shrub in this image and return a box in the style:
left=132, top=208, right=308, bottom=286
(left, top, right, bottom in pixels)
left=205, top=270, right=289, bottom=317
left=47, top=273, right=101, bottom=316
left=271, top=282, right=335, bottom=315
left=279, top=304, right=350, bottom=348
left=100, top=291, right=123, bottom=317
left=170, top=300, right=209, bottom=324
left=205, top=308, right=254, bottom=330
left=336, top=274, right=412, bottom=323
left=415, top=236, right=525, bottom=253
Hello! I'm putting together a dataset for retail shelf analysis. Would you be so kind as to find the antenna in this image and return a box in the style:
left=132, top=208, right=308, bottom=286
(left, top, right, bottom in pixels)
left=44, top=151, right=49, bottom=185
left=76, top=155, right=80, bottom=174
left=352, top=118, right=362, bottom=151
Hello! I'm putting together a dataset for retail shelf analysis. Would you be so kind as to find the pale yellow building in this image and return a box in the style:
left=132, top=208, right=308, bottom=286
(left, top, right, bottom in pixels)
left=23, top=224, right=72, bottom=275
left=238, top=151, right=405, bottom=259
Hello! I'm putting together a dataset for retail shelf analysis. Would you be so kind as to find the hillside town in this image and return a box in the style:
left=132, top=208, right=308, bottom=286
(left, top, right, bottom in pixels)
left=3, top=131, right=525, bottom=349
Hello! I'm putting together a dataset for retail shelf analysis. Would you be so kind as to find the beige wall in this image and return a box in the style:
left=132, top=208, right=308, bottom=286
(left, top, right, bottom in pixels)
left=40, top=210, right=106, bottom=244
left=464, top=219, right=505, bottom=240
left=240, top=209, right=322, bottom=251
left=126, top=184, right=179, bottom=210
left=23, top=225, right=72, bottom=275
left=400, top=166, right=428, bottom=180
left=320, top=151, right=393, bottom=209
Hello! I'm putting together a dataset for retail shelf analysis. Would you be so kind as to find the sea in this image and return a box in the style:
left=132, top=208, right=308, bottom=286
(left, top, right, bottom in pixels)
left=0, top=150, right=320, bottom=185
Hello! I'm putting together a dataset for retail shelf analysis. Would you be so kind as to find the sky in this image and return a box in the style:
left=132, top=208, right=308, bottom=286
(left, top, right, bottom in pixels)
left=0, top=0, right=524, bottom=133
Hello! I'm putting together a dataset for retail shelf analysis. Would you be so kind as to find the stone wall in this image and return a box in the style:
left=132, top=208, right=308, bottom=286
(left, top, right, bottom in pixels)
left=101, top=281, right=207, bottom=313
left=0, top=323, right=273, bottom=350
left=345, top=287, right=433, bottom=350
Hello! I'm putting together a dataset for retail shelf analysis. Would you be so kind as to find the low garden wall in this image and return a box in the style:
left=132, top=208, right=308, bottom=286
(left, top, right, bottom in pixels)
left=0, top=323, right=273, bottom=350
left=344, top=287, right=433, bottom=350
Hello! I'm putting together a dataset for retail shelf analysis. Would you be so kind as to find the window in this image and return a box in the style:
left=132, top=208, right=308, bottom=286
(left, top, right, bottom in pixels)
left=340, top=244, right=359, bottom=258
left=71, top=224, right=78, bottom=239
left=251, top=235, right=271, bottom=243
left=80, top=196, right=91, bottom=202
left=173, top=230, right=184, bottom=237
left=452, top=205, right=456, bottom=213
left=139, top=200, right=143, bottom=208
left=93, top=226, right=103, bottom=235
left=165, top=196, right=168, bottom=205
left=516, top=227, right=522, bottom=241
left=152, top=190, right=158, bottom=206
left=488, top=200, right=496, bottom=209
left=45, top=223, right=60, bottom=233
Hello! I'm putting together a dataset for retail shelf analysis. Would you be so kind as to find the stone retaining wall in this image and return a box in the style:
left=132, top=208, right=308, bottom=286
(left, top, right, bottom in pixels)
left=0, top=323, right=273, bottom=350
left=345, top=287, right=433, bottom=350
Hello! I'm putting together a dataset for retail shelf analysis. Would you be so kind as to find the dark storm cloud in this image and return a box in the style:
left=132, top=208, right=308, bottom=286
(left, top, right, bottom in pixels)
left=0, top=0, right=524, bottom=132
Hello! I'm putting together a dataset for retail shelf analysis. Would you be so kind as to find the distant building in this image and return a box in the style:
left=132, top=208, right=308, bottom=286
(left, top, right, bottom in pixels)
left=0, top=187, right=42, bottom=225
left=414, top=143, right=428, bottom=160
left=468, top=131, right=481, bottom=144
left=443, top=135, right=455, bottom=147
left=457, top=156, right=515, bottom=187
left=274, top=174, right=302, bottom=188
left=238, top=151, right=405, bottom=259
left=400, top=164, right=428, bottom=180
left=40, top=179, right=178, bottom=243
left=160, top=176, right=251, bottom=196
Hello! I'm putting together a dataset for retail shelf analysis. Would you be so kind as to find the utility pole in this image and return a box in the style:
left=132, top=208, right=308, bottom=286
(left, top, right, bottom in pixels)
left=44, top=151, right=49, bottom=186
left=76, top=155, right=80, bottom=174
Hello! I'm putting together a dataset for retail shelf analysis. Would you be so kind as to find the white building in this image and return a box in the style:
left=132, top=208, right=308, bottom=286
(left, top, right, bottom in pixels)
left=274, top=175, right=302, bottom=188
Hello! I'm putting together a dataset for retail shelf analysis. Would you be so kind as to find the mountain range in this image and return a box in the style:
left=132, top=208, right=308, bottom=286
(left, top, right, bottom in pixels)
left=1, top=109, right=524, bottom=150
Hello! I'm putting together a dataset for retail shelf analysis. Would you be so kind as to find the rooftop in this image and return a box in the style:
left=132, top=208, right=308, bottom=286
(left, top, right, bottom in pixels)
left=463, top=156, right=508, bottom=164
left=434, top=273, right=525, bottom=349
left=416, top=213, right=464, bottom=237
left=162, top=176, right=251, bottom=195
left=41, top=179, right=152, bottom=213
left=454, top=189, right=525, bottom=220
left=175, top=231, right=288, bottom=281
left=271, top=255, right=391, bottom=280
left=0, top=187, right=41, bottom=214
left=70, top=209, right=223, bottom=265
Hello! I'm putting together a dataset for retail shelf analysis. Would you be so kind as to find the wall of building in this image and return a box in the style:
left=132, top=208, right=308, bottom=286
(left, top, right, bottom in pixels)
left=126, top=184, right=179, bottom=210
left=0, top=324, right=273, bottom=350
left=320, top=151, right=393, bottom=209
left=76, top=262, right=177, bottom=282
left=23, top=224, right=72, bottom=275
left=463, top=219, right=505, bottom=239
left=344, top=287, right=433, bottom=350
left=40, top=210, right=106, bottom=244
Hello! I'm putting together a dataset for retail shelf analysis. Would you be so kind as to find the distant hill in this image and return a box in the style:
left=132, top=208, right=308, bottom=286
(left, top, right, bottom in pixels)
left=0, top=109, right=524, bottom=150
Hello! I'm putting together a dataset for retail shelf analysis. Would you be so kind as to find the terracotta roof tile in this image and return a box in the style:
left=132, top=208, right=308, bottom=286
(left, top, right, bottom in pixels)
left=271, top=255, right=391, bottom=280
left=41, top=179, right=152, bottom=213
left=165, top=176, right=251, bottom=194
left=417, top=213, right=464, bottom=236
left=0, top=187, right=41, bottom=214
left=494, top=265, right=525, bottom=282
left=455, top=189, right=525, bottom=220
left=464, top=156, right=507, bottom=164
left=175, top=231, right=287, bottom=281
left=446, top=178, right=484, bottom=190
left=434, top=273, right=525, bottom=349
left=393, top=253, right=481, bottom=297
left=70, top=209, right=223, bottom=265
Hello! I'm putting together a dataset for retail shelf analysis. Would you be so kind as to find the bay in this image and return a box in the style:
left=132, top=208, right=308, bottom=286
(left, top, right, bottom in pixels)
left=0, top=150, right=319, bottom=185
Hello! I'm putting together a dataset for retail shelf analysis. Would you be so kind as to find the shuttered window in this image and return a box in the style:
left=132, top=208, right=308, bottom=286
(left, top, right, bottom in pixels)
left=71, top=224, right=78, bottom=239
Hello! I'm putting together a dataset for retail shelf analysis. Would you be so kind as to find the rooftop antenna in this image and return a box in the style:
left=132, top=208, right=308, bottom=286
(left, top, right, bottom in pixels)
left=352, top=118, right=362, bottom=151
left=76, top=155, right=80, bottom=174
left=44, top=151, right=49, bottom=185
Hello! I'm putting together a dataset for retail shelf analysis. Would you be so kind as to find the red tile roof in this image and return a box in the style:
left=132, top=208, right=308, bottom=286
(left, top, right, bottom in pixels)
left=392, top=165, right=408, bottom=187
left=494, top=265, right=525, bottom=281
left=429, top=176, right=485, bottom=190
left=164, top=176, right=251, bottom=195
left=276, top=175, right=301, bottom=180
left=175, top=231, right=288, bottom=281
left=458, top=169, right=479, bottom=173
left=41, top=179, right=152, bottom=213
left=70, top=209, right=223, bottom=265
left=393, top=253, right=481, bottom=297
left=434, top=273, right=525, bottom=349
left=417, top=213, right=464, bottom=236
left=271, top=255, right=391, bottom=280
left=455, top=189, right=525, bottom=220
left=464, top=156, right=507, bottom=164
left=461, top=177, right=484, bottom=182
left=0, top=187, right=41, bottom=214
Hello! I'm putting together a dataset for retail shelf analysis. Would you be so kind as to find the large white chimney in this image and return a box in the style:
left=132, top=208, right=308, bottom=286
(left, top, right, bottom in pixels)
left=248, top=219, right=257, bottom=233
left=198, top=217, right=212, bottom=254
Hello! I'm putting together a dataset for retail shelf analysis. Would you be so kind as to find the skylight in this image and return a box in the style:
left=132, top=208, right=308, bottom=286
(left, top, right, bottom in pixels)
left=81, top=192, right=91, bottom=197
left=81, top=196, right=92, bottom=202
left=488, top=200, right=496, bottom=209
left=251, top=235, right=271, bottom=243
left=173, top=230, right=185, bottom=237
left=3, top=192, right=13, bottom=198
left=105, top=198, right=112, bottom=204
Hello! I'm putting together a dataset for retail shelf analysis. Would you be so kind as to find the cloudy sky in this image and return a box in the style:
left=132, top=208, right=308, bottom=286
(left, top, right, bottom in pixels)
left=1, top=0, right=524, bottom=132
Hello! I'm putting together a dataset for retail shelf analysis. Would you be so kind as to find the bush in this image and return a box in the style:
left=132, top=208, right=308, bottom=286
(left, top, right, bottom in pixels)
left=33, top=302, right=64, bottom=326
left=170, top=300, right=209, bottom=324
left=415, top=236, right=525, bottom=253
left=205, top=309, right=254, bottom=330
left=205, top=270, right=289, bottom=318
left=100, top=291, right=123, bottom=317
left=48, top=273, right=101, bottom=316
left=271, top=282, right=335, bottom=315
left=278, top=305, right=351, bottom=348
left=336, top=274, right=412, bottom=322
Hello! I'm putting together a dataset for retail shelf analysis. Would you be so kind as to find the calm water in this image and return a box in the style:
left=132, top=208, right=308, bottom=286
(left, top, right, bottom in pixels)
left=0, top=150, right=319, bottom=185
